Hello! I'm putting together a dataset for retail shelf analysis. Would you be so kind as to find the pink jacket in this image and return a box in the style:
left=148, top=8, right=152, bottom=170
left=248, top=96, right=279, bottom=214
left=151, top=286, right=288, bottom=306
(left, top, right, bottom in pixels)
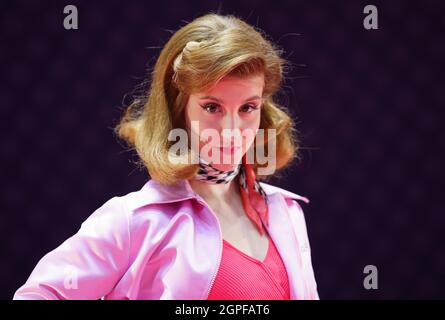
left=13, top=178, right=320, bottom=300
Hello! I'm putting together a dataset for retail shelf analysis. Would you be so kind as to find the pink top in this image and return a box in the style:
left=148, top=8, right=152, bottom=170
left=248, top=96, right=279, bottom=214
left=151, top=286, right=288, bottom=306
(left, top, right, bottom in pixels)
left=208, top=234, right=290, bottom=300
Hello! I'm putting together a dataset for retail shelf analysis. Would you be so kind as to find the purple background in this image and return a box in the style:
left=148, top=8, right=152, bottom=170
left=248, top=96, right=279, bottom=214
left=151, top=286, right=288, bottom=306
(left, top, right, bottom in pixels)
left=1, top=0, right=444, bottom=299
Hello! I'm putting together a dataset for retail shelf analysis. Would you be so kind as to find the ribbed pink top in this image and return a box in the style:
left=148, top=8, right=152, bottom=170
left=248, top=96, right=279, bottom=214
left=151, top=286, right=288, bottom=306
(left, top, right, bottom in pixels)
left=207, top=234, right=291, bottom=300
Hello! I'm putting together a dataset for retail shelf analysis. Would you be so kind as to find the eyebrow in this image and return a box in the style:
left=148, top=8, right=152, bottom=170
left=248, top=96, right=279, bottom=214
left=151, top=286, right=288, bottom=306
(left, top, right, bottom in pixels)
left=198, top=95, right=262, bottom=103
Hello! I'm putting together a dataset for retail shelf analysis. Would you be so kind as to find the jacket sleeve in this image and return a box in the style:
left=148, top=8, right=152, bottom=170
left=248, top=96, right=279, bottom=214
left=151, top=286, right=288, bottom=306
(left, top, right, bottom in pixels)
left=286, top=198, right=320, bottom=300
left=13, top=196, right=131, bottom=300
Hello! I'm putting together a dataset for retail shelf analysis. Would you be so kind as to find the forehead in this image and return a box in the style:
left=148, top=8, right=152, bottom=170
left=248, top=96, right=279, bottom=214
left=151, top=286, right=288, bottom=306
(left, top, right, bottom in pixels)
left=197, top=74, right=265, bottom=98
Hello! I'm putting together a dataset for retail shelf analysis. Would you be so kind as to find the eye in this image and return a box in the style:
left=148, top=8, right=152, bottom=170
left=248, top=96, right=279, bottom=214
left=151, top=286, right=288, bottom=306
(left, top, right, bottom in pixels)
left=239, top=104, right=259, bottom=113
left=200, top=103, right=220, bottom=114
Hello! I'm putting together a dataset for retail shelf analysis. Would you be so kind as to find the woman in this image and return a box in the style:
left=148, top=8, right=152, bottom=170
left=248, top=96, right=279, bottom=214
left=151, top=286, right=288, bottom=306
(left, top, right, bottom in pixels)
left=13, top=13, right=319, bottom=300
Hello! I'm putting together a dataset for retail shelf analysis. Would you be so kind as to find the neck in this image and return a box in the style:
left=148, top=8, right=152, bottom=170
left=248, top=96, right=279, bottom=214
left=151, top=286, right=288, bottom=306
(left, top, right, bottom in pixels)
left=188, top=177, right=240, bottom=204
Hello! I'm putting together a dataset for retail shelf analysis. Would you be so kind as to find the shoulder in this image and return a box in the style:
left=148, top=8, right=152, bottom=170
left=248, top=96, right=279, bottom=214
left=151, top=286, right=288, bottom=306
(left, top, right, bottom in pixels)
left=78, top=195, right=130, bottom=242
left=259, top=181, right=310, bottom=205
left=259, top=181, right=311, bottom=224
left=260, top=182, right=315, bottom=250
left=78, top=187, right=147, bottom=241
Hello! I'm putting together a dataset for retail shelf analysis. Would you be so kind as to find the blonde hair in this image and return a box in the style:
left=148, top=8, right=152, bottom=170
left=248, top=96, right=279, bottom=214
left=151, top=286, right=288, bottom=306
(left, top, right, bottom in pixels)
left=114, top=13, right=303, bottom=185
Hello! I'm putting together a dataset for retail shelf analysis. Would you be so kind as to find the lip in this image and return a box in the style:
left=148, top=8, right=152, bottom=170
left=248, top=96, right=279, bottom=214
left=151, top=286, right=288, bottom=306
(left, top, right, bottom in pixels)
left=216, top=146, right=240, bottom=154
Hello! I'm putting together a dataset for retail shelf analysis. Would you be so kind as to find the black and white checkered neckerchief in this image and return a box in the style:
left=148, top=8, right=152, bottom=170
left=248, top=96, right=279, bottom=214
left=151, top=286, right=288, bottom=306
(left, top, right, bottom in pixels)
left=193, top=156, right=269, bottom=205
left=194, top=157, right=241, bottom=184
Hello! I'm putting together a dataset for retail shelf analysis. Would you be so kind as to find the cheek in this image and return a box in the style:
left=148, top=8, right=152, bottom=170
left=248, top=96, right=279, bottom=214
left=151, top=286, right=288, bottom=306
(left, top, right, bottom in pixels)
left=185, top=107, right=208, bottom=142
left=244, top=115, right=261, bottom=145
left=193, top=120, right=219, bottom=151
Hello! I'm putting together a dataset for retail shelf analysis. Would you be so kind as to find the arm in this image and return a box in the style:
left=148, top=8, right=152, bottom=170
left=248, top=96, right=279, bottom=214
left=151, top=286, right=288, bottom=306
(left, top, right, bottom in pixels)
left=13, top=196, right=131, bottom=300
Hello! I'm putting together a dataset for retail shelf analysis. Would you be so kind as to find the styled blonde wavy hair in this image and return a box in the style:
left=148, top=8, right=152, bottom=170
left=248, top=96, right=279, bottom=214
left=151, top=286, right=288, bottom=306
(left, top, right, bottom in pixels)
left=114, top=13, right=303, bottom=185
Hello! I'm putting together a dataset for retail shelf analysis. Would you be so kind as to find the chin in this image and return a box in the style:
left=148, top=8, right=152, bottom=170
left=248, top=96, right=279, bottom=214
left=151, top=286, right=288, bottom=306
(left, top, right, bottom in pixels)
left=211, top=162, right=241, bottom=172
left=203, top=147, right=243, bottom=166
left=204, top=152, right=243, bottom=171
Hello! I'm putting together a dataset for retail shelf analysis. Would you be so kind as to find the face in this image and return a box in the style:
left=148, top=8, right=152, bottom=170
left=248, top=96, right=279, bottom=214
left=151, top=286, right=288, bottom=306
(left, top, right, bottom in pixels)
left=185, top=74, right=265, bottom=171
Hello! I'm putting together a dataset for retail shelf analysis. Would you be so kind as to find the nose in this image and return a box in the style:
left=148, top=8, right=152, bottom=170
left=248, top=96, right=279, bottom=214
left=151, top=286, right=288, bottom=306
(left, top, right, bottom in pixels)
left=220, top=114, right=242, bottom=147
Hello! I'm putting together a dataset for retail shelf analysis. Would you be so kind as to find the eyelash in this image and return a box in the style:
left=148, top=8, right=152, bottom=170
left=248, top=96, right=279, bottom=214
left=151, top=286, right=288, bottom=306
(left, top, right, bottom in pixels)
left=200, top=103, right=259, bottom=114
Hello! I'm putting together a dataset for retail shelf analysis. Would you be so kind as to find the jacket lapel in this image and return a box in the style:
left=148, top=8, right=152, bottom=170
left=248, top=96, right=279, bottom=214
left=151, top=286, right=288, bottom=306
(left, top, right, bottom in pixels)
left=263, top=193, right=307, bottom=300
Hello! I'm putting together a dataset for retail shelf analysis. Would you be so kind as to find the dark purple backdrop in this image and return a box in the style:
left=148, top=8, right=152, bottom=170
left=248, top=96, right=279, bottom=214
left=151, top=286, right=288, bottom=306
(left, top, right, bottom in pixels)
left=1, top=0, right=444, bottom=299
